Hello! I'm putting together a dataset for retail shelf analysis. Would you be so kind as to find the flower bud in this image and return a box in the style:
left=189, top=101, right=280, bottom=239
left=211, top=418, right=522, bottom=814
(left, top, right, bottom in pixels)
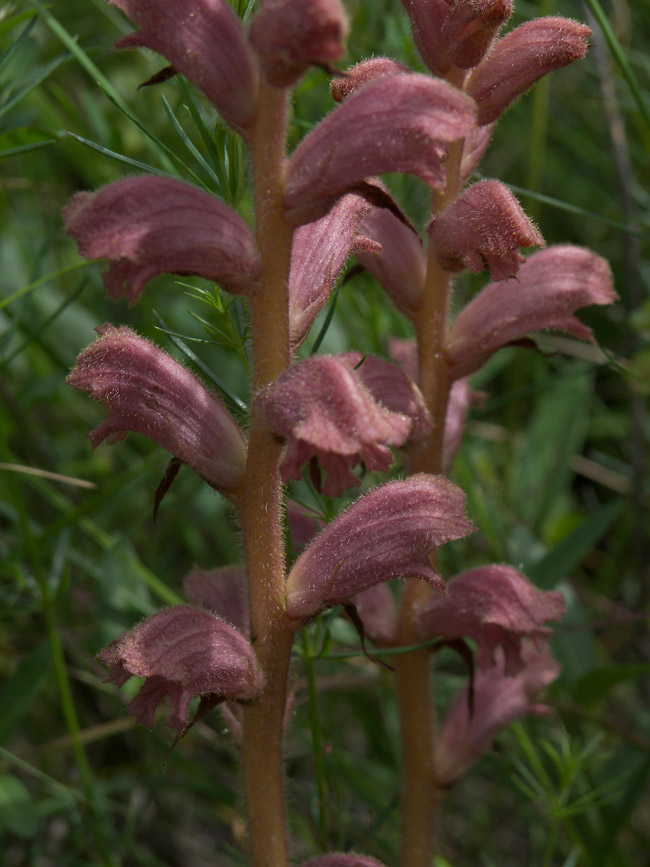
left=331, top=57, right=410, bottom=102
left=249, top=0, right=348, bottom=87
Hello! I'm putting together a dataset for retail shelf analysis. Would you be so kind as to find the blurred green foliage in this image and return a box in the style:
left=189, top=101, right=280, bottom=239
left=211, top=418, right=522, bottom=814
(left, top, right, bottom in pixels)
left=1, top=0, right=649, bottom=864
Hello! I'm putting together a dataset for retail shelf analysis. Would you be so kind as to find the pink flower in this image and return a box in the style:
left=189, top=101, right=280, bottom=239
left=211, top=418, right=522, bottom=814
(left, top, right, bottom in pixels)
left=249, top=0, right=348, bottom=87
left=331, top=57, right=411, bottom=102
left=467, top=17, right=592, bottom=125
left=355, top=205, right=427, bottom=320
left=446, top=245, right=617, bottom=380
left=98, top=606, right=264, bottom=736
left=256, top=354, right=428, bottom=496
left=301, top=856, right=387, bottom=867
left=289, top=192, right=372, bottom=348
left=416, top=564, right=566, bottom=675
left=399, top=0, right=512, bottom=77
left=63, top=176, right=261, bottom=304
left=435, top=643, right=561, bottom=786
left=283, top=73, right=476, bottom=223
left=429, top=180, right=543, bottom=281
left=285, top=474, right=475, bottom=620
left=109, top=0, right=258, bottom=137
left=352, top=583, right=398, bottom=646
left=67, top=325, right=247, bottom=499
left=183, top=565, right=249, bottom=634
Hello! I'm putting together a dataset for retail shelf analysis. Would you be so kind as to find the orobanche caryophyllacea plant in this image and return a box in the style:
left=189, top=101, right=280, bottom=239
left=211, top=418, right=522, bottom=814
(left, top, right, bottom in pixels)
left=62, top=0, right=617, bottom=864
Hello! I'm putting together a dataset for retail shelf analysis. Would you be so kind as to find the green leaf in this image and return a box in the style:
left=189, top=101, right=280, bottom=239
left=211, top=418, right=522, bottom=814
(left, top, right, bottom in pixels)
left=572, top=663, right=650, bottom=707
left=0, top=642, right=51, bottom=744
left=0, top=774, right=38, bottom=838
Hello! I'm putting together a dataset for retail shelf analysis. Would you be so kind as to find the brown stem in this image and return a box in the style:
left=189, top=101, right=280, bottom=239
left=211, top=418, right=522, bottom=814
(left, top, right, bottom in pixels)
left=396, top=139, right=464, bottom=867
left=239, top=81, right=294, bottom=867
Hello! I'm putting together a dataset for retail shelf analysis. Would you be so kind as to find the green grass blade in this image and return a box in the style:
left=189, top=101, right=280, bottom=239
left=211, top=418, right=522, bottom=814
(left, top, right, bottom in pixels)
left=160, top=93, right=223, bottom=192
left=0, top=52, right=69, bottom=119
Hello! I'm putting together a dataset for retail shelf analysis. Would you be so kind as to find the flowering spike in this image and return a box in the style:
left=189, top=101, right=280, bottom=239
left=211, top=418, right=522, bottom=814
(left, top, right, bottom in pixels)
left=109, top=0, right=258, bottom=137
left=67, top=325, right=247, bottom=499
left=435, top=643, right=561, bottom=786
left=63, top=176, right=261, bottom=304
left=429, top=180, right=544, bottom=281
left=283, top=74, right=476, bottom=221
left=289, top=192, right=371, bottom=348
left=257, top=355, right=415, bottom=496
left=183, top=565, right=249, bottom=635
left=467, top=17, right=592, bottom=125
left=356, top=206, right=427, bottom=320
left=417, top=565, right=566, bottom=675
left=285, top=475, right=475, bottom=620
left=249, top=0, right=348, bottom=88
left=331, top=57, right=410, bottom=102
left=98, top=606, right=264, bottom=736
left=446, top=245, right=617, bottom=380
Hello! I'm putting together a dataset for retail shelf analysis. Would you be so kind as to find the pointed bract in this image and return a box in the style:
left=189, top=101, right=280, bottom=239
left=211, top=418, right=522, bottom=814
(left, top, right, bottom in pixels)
left=332, top=57, right=411, bottom=102
left=289, top=192, right=371, bottom=348
left=435, top=643, right=561, bottom=785
left=67, top=325, right=247, bottom=498
left=356, top=206, right=427, bottom=320
left=417, top=565, right=566, bottom=675
left=467, top=17, right=592, bottom=125
left=285, top=475, right=475, bottom=620
left=283, top=74, right=476, bottom=220
left=429, top=180, right=544, bottom=281
left=256, top=355, right=416, bottom=496
left=63, top=176, right=260, bottom=304
left=447, top=245, right=616, bottom=380
left=183, top=565, right=249, bottom=634
left=109, top=0, right=258, bottom=136
left=97, top=606, right=264, bottom=735
left=249, top=0, right=348, bottom=87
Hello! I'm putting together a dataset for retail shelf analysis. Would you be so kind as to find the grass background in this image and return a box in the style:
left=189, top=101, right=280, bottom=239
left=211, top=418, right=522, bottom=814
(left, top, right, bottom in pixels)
left=1, top=0, right=649, bottom=864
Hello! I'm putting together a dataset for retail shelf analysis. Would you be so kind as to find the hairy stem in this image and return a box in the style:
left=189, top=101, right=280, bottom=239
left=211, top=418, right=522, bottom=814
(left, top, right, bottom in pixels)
left=397, top=139, right=464, bottom=867
left=240, top=81, right=294, bottom=867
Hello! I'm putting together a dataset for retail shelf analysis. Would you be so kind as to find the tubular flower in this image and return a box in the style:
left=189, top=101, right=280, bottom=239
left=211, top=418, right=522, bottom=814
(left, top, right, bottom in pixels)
left=435, top=643, right=561, bottom=786
left=283, top=73, right=476, bottom=223
left=63, top=176, right=261, bottom=304
left=97, top=606, right=264, bottom=736
left=446, top=245, right=617, bottom=380
left=256, top=354, right=426, bottom=496
left=355, top=206, right=427, bottom=320
left=331, top=57, right=411, bottom=102
left=67, top=325, right=247, bottom=499
left=429, top=180, right=543, bottom=281
left=399, top=0, right=512, bottom=77
left=289, top=191, right=373, bottom=348
left=249, top=0, right=348, bottom=88
left=285, top=474, right=475, bottom=621
left=183, top=565, right=249, bottom=634
left=108, top=0, right=258, bottom=137
left=301, top=856, right=387, bottom=867
left=416, top=564, right=566, bottom=675
left=467, top=17, right=592, bottom=125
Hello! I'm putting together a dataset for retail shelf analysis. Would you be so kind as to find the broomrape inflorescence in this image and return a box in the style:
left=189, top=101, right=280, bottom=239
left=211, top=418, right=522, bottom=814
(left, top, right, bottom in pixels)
left=63, top=1, right=617, bottom=864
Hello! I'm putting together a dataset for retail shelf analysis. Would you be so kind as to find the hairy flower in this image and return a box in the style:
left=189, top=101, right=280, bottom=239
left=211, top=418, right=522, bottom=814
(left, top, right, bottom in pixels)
left=301, top=856, right=387, bottom=867
left=447, top=245, right=616, bottom=380
left=98, top=606, right=264, bottom=735
left=467, top=16, right=592, bottom=125
left=285, top=474, right=475, bottom=620
left=435, top=643, right=561, bottom=785
left=429, top=180, right=543, bottom=281
left=417, top=565, right=566, bottom=675
left=289, top=192, right=372, bottom=348
left=67, top=325, right=247, bottom=498
left=109, top=0, right=258, bottom=136
left=183, top=565, right=249, bottom=634
left=249, top=0, right=348, bottom=87
left=331, top=57, right=410, bottom=101
left=63, top=176, right=261, bottom=304
left=257, top=354, right=428, bottom=496
left=283, top=73, right=476, bottom=223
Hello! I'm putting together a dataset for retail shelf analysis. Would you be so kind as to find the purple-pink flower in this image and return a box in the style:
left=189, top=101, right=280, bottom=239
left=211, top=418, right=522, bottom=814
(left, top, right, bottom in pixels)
left=285, top=474, right=475, bottom=620
left=67, top=325, right=247, bottom=499
left=63, top=176, right=261, bottom=304
left=98, top=606, right=264, bottom=735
